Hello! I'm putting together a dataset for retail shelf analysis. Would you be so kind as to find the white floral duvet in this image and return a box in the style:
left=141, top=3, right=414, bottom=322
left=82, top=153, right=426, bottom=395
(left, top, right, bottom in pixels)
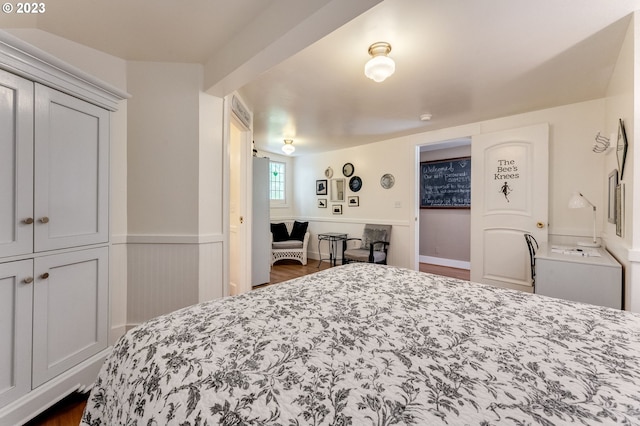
left=82, top=263, right=640, bottom=425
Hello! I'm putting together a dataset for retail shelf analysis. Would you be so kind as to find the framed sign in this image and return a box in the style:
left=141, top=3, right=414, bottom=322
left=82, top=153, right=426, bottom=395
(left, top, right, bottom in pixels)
left=420, top=157, right=471, bottom=208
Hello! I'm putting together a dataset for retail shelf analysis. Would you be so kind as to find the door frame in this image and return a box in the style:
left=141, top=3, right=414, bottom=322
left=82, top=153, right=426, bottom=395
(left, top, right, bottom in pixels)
left=413, top=137, right=472, bottom=272
left=223, top=94, right=253, bottom=297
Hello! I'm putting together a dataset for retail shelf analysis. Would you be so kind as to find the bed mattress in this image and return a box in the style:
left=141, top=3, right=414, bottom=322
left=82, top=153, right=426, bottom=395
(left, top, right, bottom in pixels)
left=81, top=263, right=640, bottom=425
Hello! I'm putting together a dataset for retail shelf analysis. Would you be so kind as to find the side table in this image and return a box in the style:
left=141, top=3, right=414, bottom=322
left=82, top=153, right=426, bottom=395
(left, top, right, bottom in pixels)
left=317, top=233, right=347, bottom=267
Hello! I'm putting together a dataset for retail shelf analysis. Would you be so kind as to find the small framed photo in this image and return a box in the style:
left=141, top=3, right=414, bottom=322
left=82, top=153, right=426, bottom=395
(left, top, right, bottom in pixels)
left=317, top=198, right=327, bottom=208
left=332, top=204, right=342, bottom=215
left=616, top=183, right=624, bottom=237
left=316, top=179, right=327, bottom=195
left=608, top=170, right=617, bottom=224
left=348, top=196, right=359, bottom=207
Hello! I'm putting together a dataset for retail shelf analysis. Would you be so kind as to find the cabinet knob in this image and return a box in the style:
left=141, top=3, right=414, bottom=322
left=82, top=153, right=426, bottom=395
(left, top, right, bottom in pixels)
left=39, top=217, right=50, bottom=224
left=23, top=277, right=34, bottom=284
left=23, top=217, right=34, bottom=224
left=40, top=272, right=49, bottom=279
left=536, top=222, right=545, bottom=229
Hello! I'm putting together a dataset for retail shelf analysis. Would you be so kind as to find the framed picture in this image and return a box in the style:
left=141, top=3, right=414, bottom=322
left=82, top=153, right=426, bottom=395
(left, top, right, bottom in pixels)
left=348, top=196, right=359, bottom=207
left=617, top=119, right=628, bottom=180
left=316, top=179, right=327, bottom=195
left=608, top=170, right=617, bottom=224
left=317, top=198, right=327, bottom=208
left=332, top=204, right=342, bottom=215
left=616, top=183, right=624, bottom=237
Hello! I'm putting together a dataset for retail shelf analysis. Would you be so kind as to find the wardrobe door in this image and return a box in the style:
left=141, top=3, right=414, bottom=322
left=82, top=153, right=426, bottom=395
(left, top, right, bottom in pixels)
left=0, top=70, right=33, bottom=258
left=34, top=84, right=109, bottom=252
left=0, top=260, right=33, bottom=408
left=32, top=248, right=108, bottom=387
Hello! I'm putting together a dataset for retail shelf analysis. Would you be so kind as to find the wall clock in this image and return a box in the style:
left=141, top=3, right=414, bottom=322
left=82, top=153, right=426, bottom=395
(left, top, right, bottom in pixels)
left=342, top=162, right=354, bottom=177
left=349, top=176, right=362, bottom=192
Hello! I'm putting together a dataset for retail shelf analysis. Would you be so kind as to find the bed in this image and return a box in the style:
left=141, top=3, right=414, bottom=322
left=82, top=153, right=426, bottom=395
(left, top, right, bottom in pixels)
left=81, top=263, right=640, bottom=425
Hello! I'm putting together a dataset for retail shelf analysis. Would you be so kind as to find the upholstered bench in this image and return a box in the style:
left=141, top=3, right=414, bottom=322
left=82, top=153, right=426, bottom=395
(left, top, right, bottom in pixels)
left=270, top=220, right=309, bottom=265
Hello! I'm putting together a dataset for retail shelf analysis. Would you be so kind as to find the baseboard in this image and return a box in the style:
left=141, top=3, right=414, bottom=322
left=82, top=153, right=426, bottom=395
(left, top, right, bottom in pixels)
left=420, top=255, right=470, bottom=270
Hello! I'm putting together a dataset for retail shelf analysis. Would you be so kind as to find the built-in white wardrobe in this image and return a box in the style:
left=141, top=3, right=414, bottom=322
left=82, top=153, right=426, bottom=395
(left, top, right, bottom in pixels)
left=0, top=33, right=127, bottom=425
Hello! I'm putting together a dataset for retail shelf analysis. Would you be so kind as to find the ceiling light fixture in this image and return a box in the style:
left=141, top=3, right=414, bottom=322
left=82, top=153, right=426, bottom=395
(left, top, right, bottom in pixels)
left=282, top=139, right=295, bottom=155
left=364, top=42, right=395, bottom=83
left=420, top=113, right=432, bottom=122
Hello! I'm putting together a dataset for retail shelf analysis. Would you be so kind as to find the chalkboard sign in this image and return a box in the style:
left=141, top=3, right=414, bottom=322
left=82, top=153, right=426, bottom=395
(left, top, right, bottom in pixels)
left=420, top=157, right=471, bottom=208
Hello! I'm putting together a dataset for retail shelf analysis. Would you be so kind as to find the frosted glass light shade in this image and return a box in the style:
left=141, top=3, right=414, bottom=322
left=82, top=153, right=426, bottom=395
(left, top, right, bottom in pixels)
left=364, top=42, right=395, bottom=83
left=364, top=55, right=395, bottom=82
left=282, top=140, right=295, bottom=155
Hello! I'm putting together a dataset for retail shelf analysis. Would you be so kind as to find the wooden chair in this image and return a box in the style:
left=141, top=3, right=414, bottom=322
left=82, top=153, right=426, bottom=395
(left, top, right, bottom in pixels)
left=343, top=224, right=391, bottom=264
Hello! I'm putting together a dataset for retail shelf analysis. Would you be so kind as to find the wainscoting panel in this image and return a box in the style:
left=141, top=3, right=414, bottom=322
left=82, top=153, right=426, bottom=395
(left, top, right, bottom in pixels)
left=127, top=243, right=200, bottom=326
left=109, top=241, right=128, bottom=344
left=199, top=242, right=224, bottom=302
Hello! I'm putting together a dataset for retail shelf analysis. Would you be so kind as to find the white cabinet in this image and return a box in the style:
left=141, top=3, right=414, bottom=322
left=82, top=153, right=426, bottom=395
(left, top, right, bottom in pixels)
left=0, top=74, right=109, bottom=257
left=535, top=244, right=622, bottom=309
left=0, top=249, right=107, bottom=404
left=0, top=71, right=33, bottom=258
left=0, top=260, right=32, bottom=408
left=34, top=85, right=110, bottom=251
left=0, top=54, right=116, bottom=423
left=32, top=248, right=109, bottom=387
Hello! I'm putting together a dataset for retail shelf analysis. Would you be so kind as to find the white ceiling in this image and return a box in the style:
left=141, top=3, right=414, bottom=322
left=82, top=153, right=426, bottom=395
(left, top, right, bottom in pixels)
left=4, top=0, right=640, bottom=156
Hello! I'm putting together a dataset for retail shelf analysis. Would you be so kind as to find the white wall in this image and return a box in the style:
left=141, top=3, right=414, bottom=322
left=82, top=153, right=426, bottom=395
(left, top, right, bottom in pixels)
left=294, top=140, right=415, bottom=268
left=603, top=13, right=637, bottom=311
left=126, top=62, right=225, bottom=325
left=294, top=99, right=608, bottom=273
left=127, top=62, right=201, bottom=236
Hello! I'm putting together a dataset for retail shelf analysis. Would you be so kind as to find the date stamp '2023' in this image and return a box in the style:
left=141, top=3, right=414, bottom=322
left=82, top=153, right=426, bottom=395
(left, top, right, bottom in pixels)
left=2, top=2, right=46, bottom=14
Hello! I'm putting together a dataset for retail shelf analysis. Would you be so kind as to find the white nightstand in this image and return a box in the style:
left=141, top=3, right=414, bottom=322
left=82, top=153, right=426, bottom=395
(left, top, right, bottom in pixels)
left=535, top=243, right=622, bottom=309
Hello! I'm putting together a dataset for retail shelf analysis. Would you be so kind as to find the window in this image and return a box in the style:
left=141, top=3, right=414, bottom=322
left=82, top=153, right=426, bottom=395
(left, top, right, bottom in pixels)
left=269, top=161, right=286, bottom=202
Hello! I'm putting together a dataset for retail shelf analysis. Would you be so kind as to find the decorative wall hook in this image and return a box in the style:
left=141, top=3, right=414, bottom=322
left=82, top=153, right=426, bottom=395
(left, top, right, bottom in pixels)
left=592, top=132, right=610, bottom=153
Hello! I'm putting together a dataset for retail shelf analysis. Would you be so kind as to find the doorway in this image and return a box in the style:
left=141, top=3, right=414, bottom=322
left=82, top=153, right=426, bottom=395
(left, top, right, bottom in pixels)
left=417, top=138, right=472, bottom=272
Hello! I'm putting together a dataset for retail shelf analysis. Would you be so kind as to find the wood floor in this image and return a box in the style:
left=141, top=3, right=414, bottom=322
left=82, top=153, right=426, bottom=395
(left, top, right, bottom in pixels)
left=28, top=261, right=466, bottom=425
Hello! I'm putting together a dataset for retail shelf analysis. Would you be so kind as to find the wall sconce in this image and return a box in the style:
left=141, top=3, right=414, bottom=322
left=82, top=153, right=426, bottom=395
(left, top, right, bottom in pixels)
left=364, top=42, right=395, bottom=83
left=568, top=191, right=600, bottom=247
left=282, top=139, right=295, bottom=155
left=592, top=132, right=610, bottom=153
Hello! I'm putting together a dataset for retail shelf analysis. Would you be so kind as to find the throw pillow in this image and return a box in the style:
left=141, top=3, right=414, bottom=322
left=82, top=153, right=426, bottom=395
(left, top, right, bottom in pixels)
left=290, top=221, right=309, bottom=241
left=362, top=228, right=387, bottom=250
left=271, top=222, right=289, bottom=242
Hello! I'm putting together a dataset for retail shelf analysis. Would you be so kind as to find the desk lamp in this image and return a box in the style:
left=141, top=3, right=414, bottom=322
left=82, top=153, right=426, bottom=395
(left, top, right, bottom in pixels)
left=568, top=191, right=600, bottom=247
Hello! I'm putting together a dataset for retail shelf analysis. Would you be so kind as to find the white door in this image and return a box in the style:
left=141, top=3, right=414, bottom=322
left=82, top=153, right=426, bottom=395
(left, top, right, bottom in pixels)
left=470, top=123, right=548, bottom=291
left=229, top=119, right=251, bottom=296
left=0, top=70, right=33, bottom=258
left=34, top=84, right=109, bottom=252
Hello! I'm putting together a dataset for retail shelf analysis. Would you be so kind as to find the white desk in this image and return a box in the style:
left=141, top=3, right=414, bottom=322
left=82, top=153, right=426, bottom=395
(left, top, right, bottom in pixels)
left=535, top=244, right=622, bottom=309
